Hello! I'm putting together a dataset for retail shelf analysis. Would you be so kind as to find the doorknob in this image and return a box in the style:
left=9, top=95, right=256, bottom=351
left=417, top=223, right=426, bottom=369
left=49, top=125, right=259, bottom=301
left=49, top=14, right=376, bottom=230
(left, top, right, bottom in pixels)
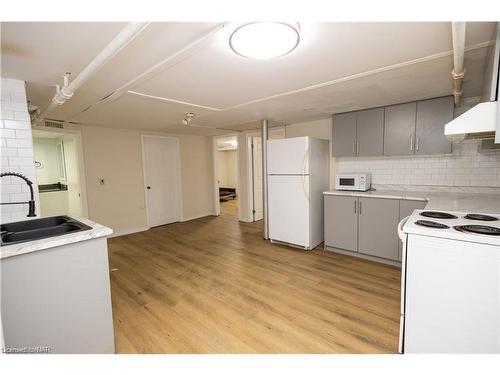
left=147, top=186, right=151, bottom=190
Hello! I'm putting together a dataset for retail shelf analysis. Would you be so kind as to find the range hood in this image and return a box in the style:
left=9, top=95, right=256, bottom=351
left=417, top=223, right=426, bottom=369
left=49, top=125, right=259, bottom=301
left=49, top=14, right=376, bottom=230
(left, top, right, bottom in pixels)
left=444, top=101, right=498, bottom=142
left=445, top=22, right=500, bottom=143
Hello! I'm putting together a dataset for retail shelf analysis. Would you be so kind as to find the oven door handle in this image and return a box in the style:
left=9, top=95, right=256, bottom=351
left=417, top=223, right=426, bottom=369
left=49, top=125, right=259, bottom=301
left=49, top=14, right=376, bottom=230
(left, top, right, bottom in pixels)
left=398, top=216, right=410, bottom=241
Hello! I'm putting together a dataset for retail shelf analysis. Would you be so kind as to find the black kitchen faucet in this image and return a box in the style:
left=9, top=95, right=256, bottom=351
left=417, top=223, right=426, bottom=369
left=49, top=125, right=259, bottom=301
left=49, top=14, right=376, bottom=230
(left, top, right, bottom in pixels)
left=0, top=172, right=36, bottom=217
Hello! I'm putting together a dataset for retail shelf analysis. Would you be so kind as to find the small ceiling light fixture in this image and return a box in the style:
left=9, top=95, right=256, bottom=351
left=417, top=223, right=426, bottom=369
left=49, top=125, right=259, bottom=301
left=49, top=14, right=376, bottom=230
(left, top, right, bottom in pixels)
left=230, top=22, right=300, bottom=59
left=182, top=112, right=195, bottom=126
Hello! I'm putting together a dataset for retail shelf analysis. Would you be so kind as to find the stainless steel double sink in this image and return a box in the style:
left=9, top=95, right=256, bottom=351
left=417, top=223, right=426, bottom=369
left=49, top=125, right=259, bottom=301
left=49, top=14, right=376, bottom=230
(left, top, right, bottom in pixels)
left=1, top=216, right=92, bottom=246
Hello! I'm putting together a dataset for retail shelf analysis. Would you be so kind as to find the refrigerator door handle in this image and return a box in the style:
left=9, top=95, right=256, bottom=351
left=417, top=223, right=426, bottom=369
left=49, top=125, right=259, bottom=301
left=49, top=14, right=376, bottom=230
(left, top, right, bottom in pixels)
left=301, top=148, right=309, bottom=175
left=301, top=149, right=310, bottom=201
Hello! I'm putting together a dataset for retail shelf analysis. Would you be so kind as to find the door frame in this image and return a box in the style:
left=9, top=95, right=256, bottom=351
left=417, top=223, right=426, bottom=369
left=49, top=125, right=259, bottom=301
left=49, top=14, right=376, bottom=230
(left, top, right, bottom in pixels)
left=141, top=134, right=183, bottom=229
left=31, top=125, right=89, bottom=218
left=245, top=127, right=286, bottom=222
left=212, top=133, right=240, bottom=219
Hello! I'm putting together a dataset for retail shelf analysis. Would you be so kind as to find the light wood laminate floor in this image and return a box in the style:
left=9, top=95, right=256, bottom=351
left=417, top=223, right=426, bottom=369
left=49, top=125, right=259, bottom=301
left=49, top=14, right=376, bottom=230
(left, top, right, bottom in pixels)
left=108, top=206, right=401, bottom=353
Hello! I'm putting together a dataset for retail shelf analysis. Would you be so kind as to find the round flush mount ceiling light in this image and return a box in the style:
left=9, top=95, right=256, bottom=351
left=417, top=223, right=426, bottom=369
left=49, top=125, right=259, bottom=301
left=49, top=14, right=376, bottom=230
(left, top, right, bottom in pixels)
left=229, top=22, right=300, bottom=59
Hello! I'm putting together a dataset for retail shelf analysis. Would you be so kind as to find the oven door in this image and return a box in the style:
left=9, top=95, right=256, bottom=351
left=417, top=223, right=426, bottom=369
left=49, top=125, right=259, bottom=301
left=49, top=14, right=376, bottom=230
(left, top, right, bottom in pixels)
left=397, top=216, right=410, bottom=354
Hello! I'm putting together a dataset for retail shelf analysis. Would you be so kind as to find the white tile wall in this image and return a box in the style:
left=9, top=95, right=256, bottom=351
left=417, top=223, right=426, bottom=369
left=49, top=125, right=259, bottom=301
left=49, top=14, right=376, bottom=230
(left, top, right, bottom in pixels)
left=0, top=77, right=39, bottom=223
left=337, top=140, right=500, bottom=188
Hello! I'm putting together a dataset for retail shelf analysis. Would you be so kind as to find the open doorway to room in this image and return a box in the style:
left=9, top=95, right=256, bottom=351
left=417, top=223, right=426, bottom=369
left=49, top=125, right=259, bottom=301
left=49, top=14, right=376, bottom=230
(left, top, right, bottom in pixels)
left=215, top=136, right=239, bottom=219
left=245, top=127, right=286, bottom=222
left=32, top=128, right=88, bottom=218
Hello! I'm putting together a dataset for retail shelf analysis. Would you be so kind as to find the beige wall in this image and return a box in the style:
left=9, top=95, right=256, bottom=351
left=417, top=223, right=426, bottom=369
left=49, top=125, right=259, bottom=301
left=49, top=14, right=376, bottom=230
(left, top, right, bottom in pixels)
left=217, top=150, right=238, bottom=190
left=68, top=124, right=214, bottom=236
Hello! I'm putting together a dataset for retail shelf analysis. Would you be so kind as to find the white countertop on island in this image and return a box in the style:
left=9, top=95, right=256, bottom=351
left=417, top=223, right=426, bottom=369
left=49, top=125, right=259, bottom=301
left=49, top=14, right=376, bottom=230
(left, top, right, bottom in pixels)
left=0, top=216, right=113, bottom=260
left=323, top=189, right=500, bottom=214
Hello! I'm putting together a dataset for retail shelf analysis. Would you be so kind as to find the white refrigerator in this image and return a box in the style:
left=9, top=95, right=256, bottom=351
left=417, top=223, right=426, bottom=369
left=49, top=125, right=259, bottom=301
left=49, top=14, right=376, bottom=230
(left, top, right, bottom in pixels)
left=267, top=136, right=329, bottom=250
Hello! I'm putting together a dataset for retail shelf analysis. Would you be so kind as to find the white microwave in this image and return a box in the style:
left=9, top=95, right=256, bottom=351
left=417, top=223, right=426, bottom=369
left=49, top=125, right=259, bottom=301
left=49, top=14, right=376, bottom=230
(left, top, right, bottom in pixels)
left=335, top=173, right=371, bottom=191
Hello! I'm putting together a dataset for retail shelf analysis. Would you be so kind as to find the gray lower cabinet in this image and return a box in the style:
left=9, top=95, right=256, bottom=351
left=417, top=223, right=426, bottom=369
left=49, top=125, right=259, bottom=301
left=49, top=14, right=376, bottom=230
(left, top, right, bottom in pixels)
left=384, top=102, right=417, bottom=156
left=358, top=197, right=400, bottom=261
left=398, top=199, right=427, bottom=260
left=356, top=108, right=385, bottom=156
left=324, top=195, right=358, bottom=251
left=324, top=195, right=426, bottom=263
left=415, top=96, right=454, bottom=155
left=332, top=112, right=357, bottom=157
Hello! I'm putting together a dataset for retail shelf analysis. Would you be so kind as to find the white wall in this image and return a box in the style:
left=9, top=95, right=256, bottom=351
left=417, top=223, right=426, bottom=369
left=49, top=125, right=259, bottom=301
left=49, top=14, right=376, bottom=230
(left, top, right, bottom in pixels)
left=0, top=78, right=39, bottom=223
left=217, top=150, right=238, bottom=190
left=65, top=124, right=215, bottom=235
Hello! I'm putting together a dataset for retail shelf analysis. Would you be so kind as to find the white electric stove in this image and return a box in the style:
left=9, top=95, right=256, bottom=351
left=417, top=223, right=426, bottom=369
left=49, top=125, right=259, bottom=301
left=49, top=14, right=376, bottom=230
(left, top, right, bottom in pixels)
left=398, top=209, right=500, bottom=354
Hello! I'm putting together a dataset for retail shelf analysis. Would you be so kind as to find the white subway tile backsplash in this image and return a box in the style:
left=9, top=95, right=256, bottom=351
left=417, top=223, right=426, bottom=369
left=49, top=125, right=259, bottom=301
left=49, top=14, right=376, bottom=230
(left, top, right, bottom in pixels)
left=3, top=119, right=30, bottom=129
left=1, top=77, right=38, bottom=223
left=0, top=128, right=16, bottom=138
left=336, top=139, right=500, bottom=188
left=14, top=129, right=32, bottom=139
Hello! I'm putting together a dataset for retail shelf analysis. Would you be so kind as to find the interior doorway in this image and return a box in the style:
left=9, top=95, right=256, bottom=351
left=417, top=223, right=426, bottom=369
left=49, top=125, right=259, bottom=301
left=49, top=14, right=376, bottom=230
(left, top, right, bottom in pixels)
left=246, top=127, right=286, bottom=222
left=32, top=127, right=88, bottom=218
left=249, top=135, right=263, bottom=221
left=214, top=135, right=239, bottom=218
left=141, top=135, right=182, bottom=228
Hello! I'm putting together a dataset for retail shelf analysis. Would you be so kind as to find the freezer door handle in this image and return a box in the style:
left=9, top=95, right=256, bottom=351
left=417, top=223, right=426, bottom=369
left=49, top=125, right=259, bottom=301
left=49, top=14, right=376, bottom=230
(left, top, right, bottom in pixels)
left=301, top=150, right=310, bottom=201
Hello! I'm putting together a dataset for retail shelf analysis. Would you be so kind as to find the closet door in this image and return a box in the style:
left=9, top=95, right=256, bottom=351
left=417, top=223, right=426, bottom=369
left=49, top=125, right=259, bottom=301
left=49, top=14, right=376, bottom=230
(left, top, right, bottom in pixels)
left=142, top=136, right=181, bottom=227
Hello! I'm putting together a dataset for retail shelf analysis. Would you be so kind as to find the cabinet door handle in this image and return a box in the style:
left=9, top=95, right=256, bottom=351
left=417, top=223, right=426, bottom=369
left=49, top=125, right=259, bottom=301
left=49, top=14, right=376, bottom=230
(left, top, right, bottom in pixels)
left=352, top=142, right=356, bottom=154
left=354, top=200, right=357, bottom=214
left=416, top=137, right=420, bottom=152
left=359, top=201, right=362, bottom=215
left=356, top=141, right=359, bottom=155
left=410, top=135, right=414, bottom=151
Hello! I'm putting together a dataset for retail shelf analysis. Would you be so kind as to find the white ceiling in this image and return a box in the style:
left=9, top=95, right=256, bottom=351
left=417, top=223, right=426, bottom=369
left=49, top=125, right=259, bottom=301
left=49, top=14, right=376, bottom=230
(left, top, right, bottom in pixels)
left=1, top=22, right=497, bottom=136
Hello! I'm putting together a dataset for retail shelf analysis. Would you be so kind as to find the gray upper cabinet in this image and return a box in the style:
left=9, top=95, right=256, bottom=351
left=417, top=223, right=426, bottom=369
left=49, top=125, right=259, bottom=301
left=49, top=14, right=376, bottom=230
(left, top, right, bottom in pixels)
left=332, top=112, right=357, bottom=157
left=415, top=96, right=454, bottom=155
left=384, top=102, right=417, bottom=156
left=324, top=195, right=358, bottom=251
left=358, top=197, right=400, bottom=261
left=356, top=108, right=384, bottom=156
left=333, top=95, right=454, bottom=158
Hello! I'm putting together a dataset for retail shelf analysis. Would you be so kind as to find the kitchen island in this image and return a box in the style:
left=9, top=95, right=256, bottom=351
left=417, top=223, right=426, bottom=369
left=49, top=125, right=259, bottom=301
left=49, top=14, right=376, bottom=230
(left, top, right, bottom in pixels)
left=0, top=216, right=115, bottom=354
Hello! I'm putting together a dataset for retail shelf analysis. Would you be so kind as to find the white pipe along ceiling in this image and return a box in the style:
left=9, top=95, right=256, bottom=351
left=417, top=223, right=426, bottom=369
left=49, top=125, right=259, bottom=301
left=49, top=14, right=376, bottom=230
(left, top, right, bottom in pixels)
left=451, top=22, right=466, bottom=106
left=35, top=22, right=149, bottom=124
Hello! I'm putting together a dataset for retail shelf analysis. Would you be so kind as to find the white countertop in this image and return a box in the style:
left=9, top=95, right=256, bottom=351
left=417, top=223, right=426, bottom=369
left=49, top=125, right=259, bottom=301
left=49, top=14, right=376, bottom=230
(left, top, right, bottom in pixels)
left=0, top=216, right=113, bottom=260
left=323, top=189, right=500, bottom=214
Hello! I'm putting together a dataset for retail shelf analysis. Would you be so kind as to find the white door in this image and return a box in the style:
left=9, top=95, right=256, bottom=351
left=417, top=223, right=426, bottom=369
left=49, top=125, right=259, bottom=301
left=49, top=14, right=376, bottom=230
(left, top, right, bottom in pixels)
left=142, top=136, right=181, bottom=227
left=251, top=136, right=263, bottom=221
left=267, top=137, right=310, bottom=175
left=62, top=139, right=82, bottom=217
left=268, top=175, right=310, bottom=247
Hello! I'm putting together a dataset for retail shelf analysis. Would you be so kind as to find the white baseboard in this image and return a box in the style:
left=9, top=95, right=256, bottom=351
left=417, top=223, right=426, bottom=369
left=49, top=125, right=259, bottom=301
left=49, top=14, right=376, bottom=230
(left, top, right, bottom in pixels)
left=108, top=226, right=149, bottom=238
left=180, top=212, right=214, bottom=222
